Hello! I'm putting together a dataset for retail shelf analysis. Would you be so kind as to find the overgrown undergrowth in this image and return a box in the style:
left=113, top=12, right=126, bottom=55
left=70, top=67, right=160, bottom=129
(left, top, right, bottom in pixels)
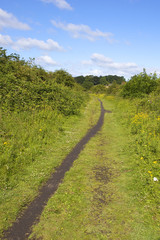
left=29, top=96, right=160, bottom=240
left=0, top=97, right=100, bottom=237
left=112, top=95, right=160, bottom=207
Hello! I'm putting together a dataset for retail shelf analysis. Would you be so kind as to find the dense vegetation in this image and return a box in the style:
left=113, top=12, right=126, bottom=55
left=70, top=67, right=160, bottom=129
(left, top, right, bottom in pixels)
left=0, top=47, right=88, bottom=195
left=0, top=48, right=86, bottom=115
left=74, top=74, right=126, bottom=92
left=1, top=47, right=160, bottom=238
left=121, top=69, right=159, bottom=98
left=76, top=68, right=160, bottom=233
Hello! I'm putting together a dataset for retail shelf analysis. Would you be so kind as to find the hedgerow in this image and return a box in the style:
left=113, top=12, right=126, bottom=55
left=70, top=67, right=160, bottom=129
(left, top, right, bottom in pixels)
left=0, top=48, right=87, bottom=114
left=0, top=48, right=88, bottom=191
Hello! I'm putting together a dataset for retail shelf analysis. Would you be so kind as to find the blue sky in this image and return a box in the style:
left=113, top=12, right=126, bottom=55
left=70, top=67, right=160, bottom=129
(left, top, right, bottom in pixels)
left=0, top=0, right=160, bottom=79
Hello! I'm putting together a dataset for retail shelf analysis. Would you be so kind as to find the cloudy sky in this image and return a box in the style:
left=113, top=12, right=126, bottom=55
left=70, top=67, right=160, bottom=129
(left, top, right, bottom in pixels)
left=0, top=0, right=160, bottom=79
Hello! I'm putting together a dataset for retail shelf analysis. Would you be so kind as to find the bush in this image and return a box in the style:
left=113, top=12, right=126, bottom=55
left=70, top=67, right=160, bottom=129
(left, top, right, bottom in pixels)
left=121, top=69, right=158, bottom=98
left=0, top=48, right=87, bottom=115
left=90, top=84, right=107, bottom=94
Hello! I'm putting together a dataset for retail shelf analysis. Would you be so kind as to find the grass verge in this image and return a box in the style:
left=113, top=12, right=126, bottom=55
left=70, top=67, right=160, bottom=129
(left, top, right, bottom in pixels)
left=29, top=96, right=160, bottom=240
left=0, top=97, right=100, bottom=237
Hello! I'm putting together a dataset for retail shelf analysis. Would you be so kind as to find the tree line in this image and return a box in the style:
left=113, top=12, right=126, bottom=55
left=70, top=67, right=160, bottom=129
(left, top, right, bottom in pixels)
left=74, top=75, right=126, bottom=89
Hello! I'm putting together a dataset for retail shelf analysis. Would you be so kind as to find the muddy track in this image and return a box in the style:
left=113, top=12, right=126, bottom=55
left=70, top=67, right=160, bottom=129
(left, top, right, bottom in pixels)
left=3, top=100, right=110, bottom=240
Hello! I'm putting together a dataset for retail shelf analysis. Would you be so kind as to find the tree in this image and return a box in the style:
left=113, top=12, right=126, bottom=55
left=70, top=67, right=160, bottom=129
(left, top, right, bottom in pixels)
left=99, top=76, right=108, bottom=85
left=82, top=80, right=94, bottom=90
left=74, top=75, right=85, bottom=85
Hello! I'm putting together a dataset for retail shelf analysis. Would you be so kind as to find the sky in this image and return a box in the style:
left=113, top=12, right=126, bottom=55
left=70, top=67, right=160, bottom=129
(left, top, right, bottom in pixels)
left=0, top=0, right=160, bottom=79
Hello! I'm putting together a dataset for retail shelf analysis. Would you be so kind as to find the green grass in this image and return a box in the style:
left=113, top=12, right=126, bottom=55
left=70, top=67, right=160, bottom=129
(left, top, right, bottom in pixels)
left=29, top=96, right=160, bottom=240
left=1, top=95, right=160, bottom=239
left=0, top=97, right=100, bottom=237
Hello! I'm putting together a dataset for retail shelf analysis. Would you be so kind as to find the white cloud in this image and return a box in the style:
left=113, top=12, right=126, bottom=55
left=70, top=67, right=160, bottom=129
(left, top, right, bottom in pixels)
left=0, top=8, right=30, bottom=30
left=36, top=55, right=57, bottom=66
left=0, top=34, right=13, bottom=45
left=90, top=53, right=138, bottom=71
left=14, top=38, right=64, bottom=51
left=91, top=53, right=113, bottom=65
left=82, top=53, right=140, bottom=78
left=41, top=0, right=72, bottom=10
left=0, top=34, right=64, bottom=52
left=51, top=20, right=114, bottom=42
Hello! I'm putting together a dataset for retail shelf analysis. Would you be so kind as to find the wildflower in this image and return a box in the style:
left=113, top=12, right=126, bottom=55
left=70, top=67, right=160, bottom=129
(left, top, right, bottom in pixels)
left=153, top=161, right=157, bottom=164
left=141, top=157, right=144, bottom=160
left=3, top=142, right=7, bottom=145
left=153, top=177, right=158, bottom=182
left=39, top=129, right=42, bottom=131
left=148, top=171, right=153, bottom=177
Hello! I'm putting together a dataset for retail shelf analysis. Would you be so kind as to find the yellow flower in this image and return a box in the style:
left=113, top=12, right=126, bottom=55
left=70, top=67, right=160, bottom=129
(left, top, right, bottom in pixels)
left=39, top=129, right=42, bottom=131
left=141, top=157, right=144, bottom=160
left=3, top=142, right=7, bottom=145
left=153, top=161, right=157, bottom=164
left=148, top=171, right=153, bottom=177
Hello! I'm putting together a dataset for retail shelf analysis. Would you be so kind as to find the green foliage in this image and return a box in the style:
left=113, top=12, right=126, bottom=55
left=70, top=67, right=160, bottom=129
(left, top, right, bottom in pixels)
left=105, top=75, right=125, bottom=84
left=90, top=84, right=107, bottom=94
left=121, top=69, right=158, bottom=98
left=0, top=48, right=87, bottom=115
left=106, top=80, right=123, bottom=95
left=74, top=74, right=126, bottom=90
left=0, top=97, right=99, bottom=236
left=74, top=75, right=85, bottom=85
left=99, top=76, right=109, bottom=85
left=154, top=78, right=160, bottom=94
left=114, top=96, right=160, bottom=212
left=51, top=69, right=75, bottom=87
left=30, top=96, right=160, bottom=240
left=82, top=79, right=94, bottom=90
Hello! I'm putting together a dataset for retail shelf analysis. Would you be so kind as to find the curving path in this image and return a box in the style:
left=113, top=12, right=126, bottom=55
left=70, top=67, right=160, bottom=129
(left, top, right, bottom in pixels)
left=3, top=100, right=110, bottom=240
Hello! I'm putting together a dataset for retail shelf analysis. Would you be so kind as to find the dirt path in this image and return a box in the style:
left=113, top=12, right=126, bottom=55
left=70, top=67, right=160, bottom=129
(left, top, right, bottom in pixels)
left=3, top=100, right=108, bottom=240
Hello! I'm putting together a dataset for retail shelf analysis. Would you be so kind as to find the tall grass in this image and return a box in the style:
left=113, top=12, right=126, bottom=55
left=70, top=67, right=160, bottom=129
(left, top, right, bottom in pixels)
left=110, top=94, right=160, bottom=219
left=0, top=96, right=100, bottom=236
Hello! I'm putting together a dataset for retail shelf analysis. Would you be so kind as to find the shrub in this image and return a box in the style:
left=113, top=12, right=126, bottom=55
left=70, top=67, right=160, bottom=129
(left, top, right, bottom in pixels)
left=90, top=84, right=107, bottom=94
left=0, top=48, right=87, bottom=115
left=121, top=69, right=158, bottom=98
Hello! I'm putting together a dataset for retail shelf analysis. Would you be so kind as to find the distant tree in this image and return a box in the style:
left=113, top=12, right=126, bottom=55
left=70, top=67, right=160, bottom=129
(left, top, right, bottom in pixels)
left=91, top=84, right=107, bottom=93
left=74, top=75, right=85, bottom=85
left=92, top=76, right=100, bottom=85
left=99, top=76, right=109, bottom=85
left=105, top=75, right=125, bottom=84
left=82, top=80, right=94, bottom=90
left=73, top=74, right=126, bottom=89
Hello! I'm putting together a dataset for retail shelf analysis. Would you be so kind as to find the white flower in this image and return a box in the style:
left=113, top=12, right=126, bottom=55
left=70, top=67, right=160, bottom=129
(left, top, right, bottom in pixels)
left=153, top=177, right=158, bottom=182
